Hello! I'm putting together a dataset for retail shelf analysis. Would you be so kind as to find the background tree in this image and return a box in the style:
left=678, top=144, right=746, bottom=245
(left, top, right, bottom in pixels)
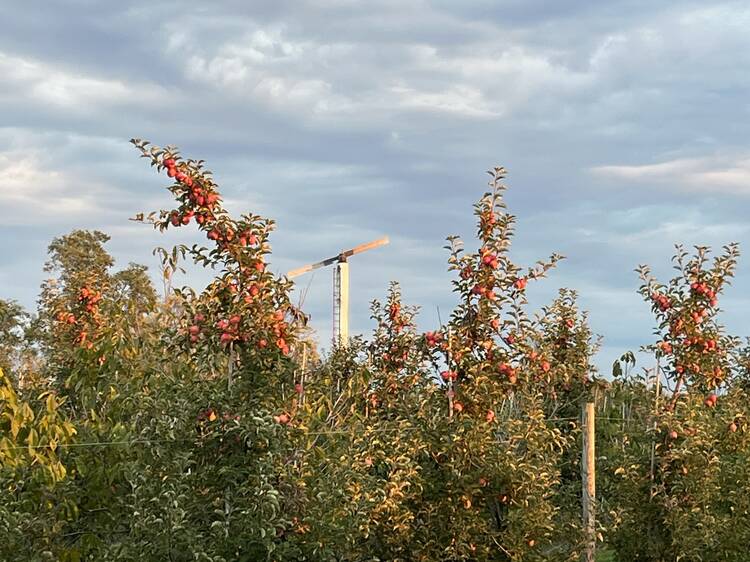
left=0, top=299, right=27, bottom=379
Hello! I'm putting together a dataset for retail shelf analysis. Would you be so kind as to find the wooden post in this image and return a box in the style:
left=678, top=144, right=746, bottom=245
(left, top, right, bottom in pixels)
left=582, top=402, right=596, bottom=562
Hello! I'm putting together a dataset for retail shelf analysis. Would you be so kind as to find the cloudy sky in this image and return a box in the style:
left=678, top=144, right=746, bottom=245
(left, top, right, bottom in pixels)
left=2, top=0, right=749, bottom=373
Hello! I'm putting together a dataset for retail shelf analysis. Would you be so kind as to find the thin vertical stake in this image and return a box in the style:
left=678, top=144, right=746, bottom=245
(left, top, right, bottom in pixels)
left=582, top=402, right=596, bottom=562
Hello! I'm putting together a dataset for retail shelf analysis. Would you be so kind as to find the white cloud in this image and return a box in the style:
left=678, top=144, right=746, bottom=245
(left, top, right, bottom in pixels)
left=0, top=151, right=109, bottom=225
left=389, top=84, right=499, bottom=117
left=0, top=51, right=166, bottom=111
left=590, top=154, right=750, bottom=194
left=168, top=18, right=595, bottom=122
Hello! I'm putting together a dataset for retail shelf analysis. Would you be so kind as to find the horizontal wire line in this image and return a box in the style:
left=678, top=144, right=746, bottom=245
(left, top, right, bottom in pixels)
left=1, top=416, right=639, bottom=450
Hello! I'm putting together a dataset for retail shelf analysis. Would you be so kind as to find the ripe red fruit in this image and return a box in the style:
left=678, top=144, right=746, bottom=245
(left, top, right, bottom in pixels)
left=167, top=167, right=177, bottom=178
left=453, top=402, right=464, bottom=413
left=163, top=158, right=176, bottom=168
left=194, top=313, right=205, bottom=323
left=729, top=422, right=738, bottom=433
left=254, top=261, right=265, bottom=272
left=170, top=214, right=180, bottom=226
left=541, top=361, right=551, bottom=373
left=189, top=325, right=200, bottom=335
left=440, top=370, right=457, bottom=382
left=258, top=339, right=268, bottom=348
left=513, top=277, right=527, bottom=290
left=486, top=410, right=495, bottom=423
left=229, top=314, right=241, bottom=325
left=220, top=332, right=234, bottom=344
left=669, top=430, right=678, bottom=440
left=565, top=319, right=574, bottom=329
left=295, top=383, right=303, bottom=394
left=175, top=171, right=187, bottom=182
left=208, top=230, right=220, bottom=240
left=491, top=318, right=500, bottom=330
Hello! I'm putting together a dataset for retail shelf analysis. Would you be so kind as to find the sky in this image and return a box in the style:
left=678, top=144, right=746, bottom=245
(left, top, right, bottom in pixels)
left=1, top=0, right=749, bottom=375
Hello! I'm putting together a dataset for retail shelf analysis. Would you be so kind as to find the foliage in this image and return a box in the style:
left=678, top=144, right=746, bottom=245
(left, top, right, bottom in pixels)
left=1, top=142, right=749, bottom=561
left=602, top=244, right=750, bottom=562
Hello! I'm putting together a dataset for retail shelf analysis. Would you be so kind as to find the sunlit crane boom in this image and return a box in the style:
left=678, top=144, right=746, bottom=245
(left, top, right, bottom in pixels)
left=288, top=236, right=389, bottom=345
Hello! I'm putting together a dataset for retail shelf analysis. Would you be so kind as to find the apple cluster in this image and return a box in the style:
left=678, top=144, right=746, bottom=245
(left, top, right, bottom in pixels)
left=55, top=284, right=103, bottom=350
left=639, top=244, right=739, bottom=406
left=132, top=139, right=299, bottom=364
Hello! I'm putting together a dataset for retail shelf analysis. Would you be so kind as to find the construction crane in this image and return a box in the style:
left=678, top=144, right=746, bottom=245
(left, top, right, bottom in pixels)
left=287, top=236, right=389, bottom=345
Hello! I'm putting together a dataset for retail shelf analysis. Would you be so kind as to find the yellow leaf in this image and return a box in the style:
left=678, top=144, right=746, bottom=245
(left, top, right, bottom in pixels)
left=46, top=394, right=57, bottom=414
